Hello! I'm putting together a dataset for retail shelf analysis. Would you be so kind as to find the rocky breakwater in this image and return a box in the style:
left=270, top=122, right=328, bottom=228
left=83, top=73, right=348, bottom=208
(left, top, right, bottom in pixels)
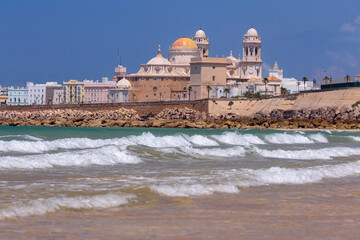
left=0, top=108, right=140, bottom=127
left=1, top=105, right=360, bottom=130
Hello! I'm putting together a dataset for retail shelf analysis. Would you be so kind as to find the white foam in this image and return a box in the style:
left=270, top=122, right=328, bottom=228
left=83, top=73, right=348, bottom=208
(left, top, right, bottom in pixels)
left=247, top=160, right=360, bottom=185
left=308, top=133, right=328, bottom=143
left=129, top=132, right=190, bottom=148
left=150, top=184, right=239, bottom=197
left=186, top=135, right=219, bottom=146
left=255, top=147, right=360, bottom=160
left=0, top=135, right=43, bottom=141
left=0, top=193, right=134, bottom=220
left=212, top=132, right=265, bottom=146
left=186, top=146, right=246, bottom=157
left=0, top=146, right=141, bottom=169
left=350, top=136, right=360, bottom=142
left=265, top=133, right=314, bottom=144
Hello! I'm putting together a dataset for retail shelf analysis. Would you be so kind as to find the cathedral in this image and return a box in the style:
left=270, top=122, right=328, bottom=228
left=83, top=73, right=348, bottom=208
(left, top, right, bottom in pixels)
left=122, top=27, right=264, bottom=102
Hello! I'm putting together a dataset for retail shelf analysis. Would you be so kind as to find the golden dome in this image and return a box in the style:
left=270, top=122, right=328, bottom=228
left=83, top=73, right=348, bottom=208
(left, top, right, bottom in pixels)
left=172, top=38, right=198, bottom=49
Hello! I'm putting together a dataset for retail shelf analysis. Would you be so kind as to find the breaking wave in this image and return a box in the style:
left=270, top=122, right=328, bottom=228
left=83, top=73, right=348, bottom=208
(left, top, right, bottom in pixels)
left=150, top=184, right=239, bottom=197
left=0, top=146, right=141, bottom=169
left=184, top=146, right=246, bottom=157
left=264, top=133, right=314, bottom=144
left=247, top=160, right=360, bottom=185
left=0, top=193, right=134, bottom=220
left=211, top=132, right=265, bottom=145
left=254, top=147, right=360, bottom=160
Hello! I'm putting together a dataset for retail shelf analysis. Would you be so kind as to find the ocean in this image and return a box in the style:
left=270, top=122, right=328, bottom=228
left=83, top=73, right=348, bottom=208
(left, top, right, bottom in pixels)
left=1, top=126, right=360, bottom=239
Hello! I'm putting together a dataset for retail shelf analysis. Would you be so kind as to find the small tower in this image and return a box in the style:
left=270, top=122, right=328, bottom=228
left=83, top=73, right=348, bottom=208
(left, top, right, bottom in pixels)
left=241, top=27, right=263, bottom=79
left=269, top=60, right=283, bottom=80
left=193, top=28, right=210, bottom=57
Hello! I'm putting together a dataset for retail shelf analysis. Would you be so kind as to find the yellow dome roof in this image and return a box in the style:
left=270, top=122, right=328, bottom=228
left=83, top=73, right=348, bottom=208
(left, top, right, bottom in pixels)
left=172, top=38, right=198, bottom=49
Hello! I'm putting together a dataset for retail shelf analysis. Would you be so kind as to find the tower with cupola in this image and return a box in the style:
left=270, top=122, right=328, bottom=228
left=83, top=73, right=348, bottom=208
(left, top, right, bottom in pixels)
left=193, top=28, right=209, bottom=57
left=241, top=27, right=263, bottom=79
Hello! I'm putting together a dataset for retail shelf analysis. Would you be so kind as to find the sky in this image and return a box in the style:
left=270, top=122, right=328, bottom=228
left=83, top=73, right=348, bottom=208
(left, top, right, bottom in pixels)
left=1, top=0, right=360, bottom=87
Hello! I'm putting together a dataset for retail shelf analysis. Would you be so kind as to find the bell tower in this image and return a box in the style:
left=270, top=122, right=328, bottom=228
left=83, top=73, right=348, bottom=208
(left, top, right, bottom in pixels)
left=241, top=27, right=262, bottom=79
left=193, top=28, right=210, bottom=57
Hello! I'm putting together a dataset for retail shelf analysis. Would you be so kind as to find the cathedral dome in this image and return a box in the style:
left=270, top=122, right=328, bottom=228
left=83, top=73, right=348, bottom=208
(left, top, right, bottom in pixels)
left=194, top=29, right=206, bottom=38
left=117, top=77, right=131, bottom=89
left=147, top=45, right=171, bottom=65
left=147, top=56, right=171, bottom=65
left=172, top=38, right=198, bottom=49
left=246, top=27, right=259, bottom=36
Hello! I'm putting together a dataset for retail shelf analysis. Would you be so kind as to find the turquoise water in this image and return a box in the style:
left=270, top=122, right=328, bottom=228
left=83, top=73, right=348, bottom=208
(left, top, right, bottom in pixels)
left=0, top=126, right=360, bottom=220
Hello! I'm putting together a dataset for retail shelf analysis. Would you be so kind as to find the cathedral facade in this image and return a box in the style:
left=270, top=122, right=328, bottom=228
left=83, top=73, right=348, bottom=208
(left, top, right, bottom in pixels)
left=122, top=27, right=263, bottom=102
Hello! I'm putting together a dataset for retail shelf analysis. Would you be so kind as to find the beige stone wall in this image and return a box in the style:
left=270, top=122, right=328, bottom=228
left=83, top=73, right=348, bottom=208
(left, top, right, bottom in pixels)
left=129, top=76, right=189, bottom=102
left=190, top=57, right=228, bottom=100
left=208, top=98, right=295, bottom=117
left=208, top=88, right=360, bottom=117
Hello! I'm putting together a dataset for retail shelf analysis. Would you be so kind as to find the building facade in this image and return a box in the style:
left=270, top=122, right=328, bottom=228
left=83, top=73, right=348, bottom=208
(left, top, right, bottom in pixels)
left=83, top=80, right=117, bottom=104
left=53, top=89, right=64, bottom=105
left=28, top=82, right=62, bottom=105
left=63, top=80, right=84, bottom=104
left=127, top=44, right=192, bottom=102
left=126, top=27, right=267, bottom=101
left=189, top=57, right=228, bottom=100
left=109, top=77, right=131, bottom=103
left=8, top=88, right=28, bottom=105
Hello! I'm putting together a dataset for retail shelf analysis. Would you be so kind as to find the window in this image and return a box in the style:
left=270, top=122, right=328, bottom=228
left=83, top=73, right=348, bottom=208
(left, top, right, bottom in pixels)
left=153, top=86, right=157, bottom=91
left=212, top=76, right=216, bottom=81
left=213, top=66, right=215, bottom=69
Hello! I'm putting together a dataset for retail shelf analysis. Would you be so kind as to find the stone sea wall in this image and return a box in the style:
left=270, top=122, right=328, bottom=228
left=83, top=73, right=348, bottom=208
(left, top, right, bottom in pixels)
left=1, top=88, right=360, bottom=130
left=1, top=105, right=360, bottom=130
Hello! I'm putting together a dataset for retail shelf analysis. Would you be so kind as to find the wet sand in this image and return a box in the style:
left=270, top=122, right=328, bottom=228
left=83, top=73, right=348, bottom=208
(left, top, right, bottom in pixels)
left=2, top=179, right=360, bottom=240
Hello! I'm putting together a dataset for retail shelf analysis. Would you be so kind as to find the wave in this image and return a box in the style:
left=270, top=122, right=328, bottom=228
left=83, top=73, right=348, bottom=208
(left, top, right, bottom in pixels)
left=0, top=133, right=222, bottom=154
left=264, top=133, right=314, bottom=144
left=150, top=184, right=239, bottom=197
left=0, top=193, right=134, bottom=220
left=308, top=133, right=329, bottom=143
left=247, top=160, right=360, bottom=185
left=184, top=146, right=246, bottom=157
left=0, top=135, right=43, bottom=141
left=185, top=135, right=219, bottom=146
left=0, top=146, right=141, bottom=169
left=350, top=136, right=360, bottom=142
left=211, top=132, right=265, bottom=146
left=254, top=147, right=360, bottom=160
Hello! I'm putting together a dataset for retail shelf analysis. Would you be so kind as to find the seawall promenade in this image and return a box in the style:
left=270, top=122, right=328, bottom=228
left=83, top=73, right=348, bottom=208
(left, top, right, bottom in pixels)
left=1, top=88, right=360, bottom=129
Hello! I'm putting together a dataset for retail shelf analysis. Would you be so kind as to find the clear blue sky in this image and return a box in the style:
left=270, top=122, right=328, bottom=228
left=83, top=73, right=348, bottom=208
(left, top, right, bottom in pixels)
left=1, top=0, right=360, bottom=87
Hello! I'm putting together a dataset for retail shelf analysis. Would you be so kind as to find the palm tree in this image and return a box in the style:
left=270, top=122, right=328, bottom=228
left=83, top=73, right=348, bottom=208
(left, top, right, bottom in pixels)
left=262, top=78, right=269, bottom=96
left=223, top=88, right=230, bottom=98
left=206, top=85, right=212, bottom=99
left=323, top=76, right=330, bottom=84
left=297, top=81, right=301, bottom=92
left=188, top=86, right=192, bottom=100
left=302, top=77, right=308, bottom=91
left=344, top=74, right=351, bottom=86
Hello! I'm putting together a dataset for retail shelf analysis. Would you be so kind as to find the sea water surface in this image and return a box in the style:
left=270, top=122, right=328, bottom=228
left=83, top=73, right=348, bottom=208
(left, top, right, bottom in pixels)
left=1, top=126, right=360, bottom=239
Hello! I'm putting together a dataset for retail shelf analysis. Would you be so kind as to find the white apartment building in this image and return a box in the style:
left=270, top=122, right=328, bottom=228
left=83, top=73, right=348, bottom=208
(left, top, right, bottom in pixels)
left=27, top=82, right=62, bottom=105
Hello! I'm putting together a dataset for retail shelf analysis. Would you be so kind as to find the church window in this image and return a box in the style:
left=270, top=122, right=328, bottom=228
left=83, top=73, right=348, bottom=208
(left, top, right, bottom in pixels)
left=212, top=76, right=216, bottom=81
left=153, top=77, right=157, bottom=81
left=255, top=47, right=258, bottom=56
left=246, top=48, right=248, bottom=56
left=153, top=86, right=158, bottom=91
left=250, top=48, right=253, bottom=56
left=213, top=66, right=215, bottom=69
